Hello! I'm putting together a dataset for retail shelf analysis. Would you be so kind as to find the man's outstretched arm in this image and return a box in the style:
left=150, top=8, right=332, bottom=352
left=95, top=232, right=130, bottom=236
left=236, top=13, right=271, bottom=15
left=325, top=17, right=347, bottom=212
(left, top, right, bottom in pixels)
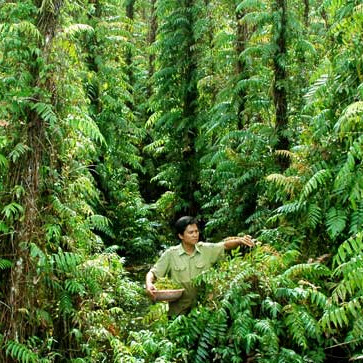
left=223, top=235, right=255, bottom=250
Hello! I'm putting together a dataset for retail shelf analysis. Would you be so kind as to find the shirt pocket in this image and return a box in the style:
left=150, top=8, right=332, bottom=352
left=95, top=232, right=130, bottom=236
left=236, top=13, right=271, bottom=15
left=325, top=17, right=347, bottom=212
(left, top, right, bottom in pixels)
left=172, top=264, right=187, bottom=282
left=195, top=261, right=206, bottom=270
left=173, top=265, right=186, bottom=272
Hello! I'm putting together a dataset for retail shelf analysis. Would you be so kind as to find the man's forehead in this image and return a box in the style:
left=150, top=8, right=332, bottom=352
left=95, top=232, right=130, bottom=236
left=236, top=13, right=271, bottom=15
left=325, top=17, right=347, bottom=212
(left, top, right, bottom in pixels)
left=185, top=223, right=199, bottom=231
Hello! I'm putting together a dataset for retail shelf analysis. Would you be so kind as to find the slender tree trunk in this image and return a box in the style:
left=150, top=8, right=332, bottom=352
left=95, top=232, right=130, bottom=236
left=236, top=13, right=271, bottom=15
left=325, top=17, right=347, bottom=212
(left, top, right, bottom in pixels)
left=235, top=7, right=249, bottom=129
left=303, top=0, right=309, bottom=27
left=125, top=0, right=136, bottom=111
left=180, top=0, right=200, bottom=216
left=272, top=0, right=290, bottom=170
left=1, top=0, right=64, bottom=349
left=147, top=0, right=157, bottom=98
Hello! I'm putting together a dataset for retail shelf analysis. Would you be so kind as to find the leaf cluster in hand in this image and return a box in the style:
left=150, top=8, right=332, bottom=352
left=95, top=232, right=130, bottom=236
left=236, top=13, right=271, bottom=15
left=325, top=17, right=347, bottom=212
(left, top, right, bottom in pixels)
left=154, top=277, right=182, bottom=290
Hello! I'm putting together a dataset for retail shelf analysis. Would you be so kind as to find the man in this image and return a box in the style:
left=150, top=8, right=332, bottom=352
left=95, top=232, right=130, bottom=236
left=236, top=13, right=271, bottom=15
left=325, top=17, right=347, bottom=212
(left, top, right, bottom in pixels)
left=146, top=216, right=255, bottom=316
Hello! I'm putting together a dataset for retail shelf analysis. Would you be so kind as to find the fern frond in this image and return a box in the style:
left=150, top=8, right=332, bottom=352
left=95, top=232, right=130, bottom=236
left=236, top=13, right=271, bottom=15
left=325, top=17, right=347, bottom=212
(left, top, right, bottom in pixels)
left=285, top=305, right=322, bottom=348
left=255, top=318, right=279, bottom=354
left=8, top=143, right=30, bottom=163
left=320, top=297, right=363, bottom=331
left=294, top=39, right=317, bottom=56
left=6, top=340, right=38, bottom=363
left=307, top=203, right=323, bottom=228
left=274, top=201, right=304, bottom=215
left=283, top=263, right=330, bottom=280
left=143, top=137, right=167, bottom=155
left=278, top=347, right=304, bottom=362
left=266, top=173, right=300, bottom=196
left=9, top=21, right=42, bottom=42
left=348, top=316, right=363, bottom=343
left=275, top=287, right=308, bottom=301
left=350, top=200, right=363, bottom=235
left=59, top=291, right=74, bottom=315
left=45, top=223, right=61, bottom=242
left=275, top=149, right=295, bottom=159
left=236, top=0, right=265, bottom=12
left=304, top=73, right=330, bottom=101
left=52, top=251, right=83, bottom=274
left=145, top=111, right=162, bottom=128
left=299, top=169, right=331, bottom=202
left=240, top=11, right=272, bottom=27
left=285, top=308, right=309, bottom=349
left=195, top=325, right=214, bottom=363
left=262, top=297, right=281, bottom=318
left=0, top=153, right=8, bottom=169
left=87, top=214, right=115, bottom=238
left=68, top=175, right=98, bottom=200
left=62, top=23, right=94, bottom=39
left=235, top=77, right=265, bottom=93
left=51, top=196, right=76, bottom=218
left=308, top=290, right=328, bottom=309
left=333, top=232, right=363, bottom=266
left=326, top=207, right=348, bottom=239
left=67, top=113, right=106, bottom=145
left=30, top=102, right=57, bottom=125
left=0, top=259, right=12, bottom=270
left=334, top=101, right=363, bottom=134
left=332, top=268, right=363, bottom=303
left=281, top=249, right=301, bottom=267
left=65, top=279, right=86, bottom=295
left=1, top=202, right=24, bottom=220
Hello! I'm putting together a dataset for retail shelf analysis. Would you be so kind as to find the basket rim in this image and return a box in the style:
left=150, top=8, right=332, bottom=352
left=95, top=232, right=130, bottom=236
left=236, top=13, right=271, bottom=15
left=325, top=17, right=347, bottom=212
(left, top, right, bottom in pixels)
left=154, top=288, right=185, bottom=293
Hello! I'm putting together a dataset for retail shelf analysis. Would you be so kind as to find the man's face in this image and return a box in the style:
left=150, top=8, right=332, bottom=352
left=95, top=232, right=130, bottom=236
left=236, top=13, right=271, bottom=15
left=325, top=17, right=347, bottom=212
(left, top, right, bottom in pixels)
left=179, top=223, right=199, bottom=246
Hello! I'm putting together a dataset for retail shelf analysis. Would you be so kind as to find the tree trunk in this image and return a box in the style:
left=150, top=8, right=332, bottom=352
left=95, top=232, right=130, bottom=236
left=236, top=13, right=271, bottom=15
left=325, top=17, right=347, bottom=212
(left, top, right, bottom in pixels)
left=147, top=0, right=157, bottom=98
left=303, top=0, right=310, bottom=27
left=1, top=0, right=63, bottom=348
left=235, top=8, right=249, bottom=129
left=180, top=0, right=200, bottom=216
left=125, top=0, right=136, bottom=111
left=272, top=0, right=290, bottom=170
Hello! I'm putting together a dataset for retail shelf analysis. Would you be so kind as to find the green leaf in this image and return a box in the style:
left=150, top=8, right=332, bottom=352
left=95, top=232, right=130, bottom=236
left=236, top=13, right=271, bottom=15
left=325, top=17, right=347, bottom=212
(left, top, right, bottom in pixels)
left=1, top=202, right=24, bottom=219
left=300, top=169, right=331, bottom=202
left=8, top=143, right=30, bottom=163
left=0, top=154, right=8, bottom=169
left=326, top=207, right=348, bottom=239
left=30, top=102, right=57, bottom=125
left=0, top=259, right=13, bottom=270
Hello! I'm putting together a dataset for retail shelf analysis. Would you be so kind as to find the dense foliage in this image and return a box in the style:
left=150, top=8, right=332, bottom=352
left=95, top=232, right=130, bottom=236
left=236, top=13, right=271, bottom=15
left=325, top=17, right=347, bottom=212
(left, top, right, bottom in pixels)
left=0, top=0, right=362, bottom=362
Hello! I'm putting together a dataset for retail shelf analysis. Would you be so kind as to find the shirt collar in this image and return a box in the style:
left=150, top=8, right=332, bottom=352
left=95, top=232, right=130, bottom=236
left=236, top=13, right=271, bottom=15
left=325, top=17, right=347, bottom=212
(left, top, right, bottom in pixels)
left=177, top=242, right=201, bottom=256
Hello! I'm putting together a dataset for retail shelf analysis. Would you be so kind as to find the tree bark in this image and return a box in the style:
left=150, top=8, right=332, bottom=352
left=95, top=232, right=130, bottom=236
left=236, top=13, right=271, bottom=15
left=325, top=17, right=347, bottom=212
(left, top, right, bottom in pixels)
left=303, top=0, right=309, bottom=27
left=125, top=0, right=136, bottom=111
left=272, top=0, right=290, bottom=170
left=1, top=0, right=63, bottom=347
left=147, top=0, right=157, bottom=98
left=180, top=0, right=200, bottom=216
left=235, top=8, right=249, bottom=129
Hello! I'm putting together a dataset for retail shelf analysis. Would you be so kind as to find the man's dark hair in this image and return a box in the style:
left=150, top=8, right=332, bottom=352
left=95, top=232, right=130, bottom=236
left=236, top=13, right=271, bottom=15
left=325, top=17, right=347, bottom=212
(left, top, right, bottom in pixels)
left=175, top=216, right=198, bottom=235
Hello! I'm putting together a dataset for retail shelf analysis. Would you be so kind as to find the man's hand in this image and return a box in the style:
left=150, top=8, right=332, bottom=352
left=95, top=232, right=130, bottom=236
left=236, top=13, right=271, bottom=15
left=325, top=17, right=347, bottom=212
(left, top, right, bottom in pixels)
left=146, top=271, right=157, bottom=301
left=224, top=235, right=255, bottom=250
left=146, top=282, right=157, bottom=300
left=238, top=235, right=255, bottom=247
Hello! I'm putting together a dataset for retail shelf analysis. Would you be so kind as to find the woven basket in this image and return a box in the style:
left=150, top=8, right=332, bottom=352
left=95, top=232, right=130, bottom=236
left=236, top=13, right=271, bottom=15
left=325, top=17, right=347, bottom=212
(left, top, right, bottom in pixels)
left=154, top=289, right=185, bottom=302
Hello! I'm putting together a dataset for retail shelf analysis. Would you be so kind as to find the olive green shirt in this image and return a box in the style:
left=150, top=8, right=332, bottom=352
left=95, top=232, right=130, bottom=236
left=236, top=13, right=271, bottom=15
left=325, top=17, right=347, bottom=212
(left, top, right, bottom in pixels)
left=150, top=241, right=225, bottom=316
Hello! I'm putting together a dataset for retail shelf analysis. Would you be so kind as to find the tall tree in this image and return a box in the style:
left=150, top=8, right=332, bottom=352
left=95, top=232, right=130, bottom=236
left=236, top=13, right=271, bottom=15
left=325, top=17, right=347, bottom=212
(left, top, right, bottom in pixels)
left=0, top=0, right=64, bottom=343
left=272, top=0, right=289, bottom=170
left=146, top=0, right=201, bottom=218
left=235, top=1, right=251, bottom=128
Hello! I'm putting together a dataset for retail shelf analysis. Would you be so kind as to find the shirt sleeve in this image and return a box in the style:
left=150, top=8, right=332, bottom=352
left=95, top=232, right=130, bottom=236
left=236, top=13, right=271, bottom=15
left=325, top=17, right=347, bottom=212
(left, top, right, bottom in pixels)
left=150, top=249, right=171, bottom=279
left=202, top=242, right=225, bottom=264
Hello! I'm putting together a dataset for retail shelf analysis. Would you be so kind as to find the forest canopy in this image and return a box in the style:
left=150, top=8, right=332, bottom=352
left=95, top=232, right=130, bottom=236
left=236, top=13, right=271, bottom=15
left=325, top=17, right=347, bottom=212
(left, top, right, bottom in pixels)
left=0, top=0, right=362, bottom=362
